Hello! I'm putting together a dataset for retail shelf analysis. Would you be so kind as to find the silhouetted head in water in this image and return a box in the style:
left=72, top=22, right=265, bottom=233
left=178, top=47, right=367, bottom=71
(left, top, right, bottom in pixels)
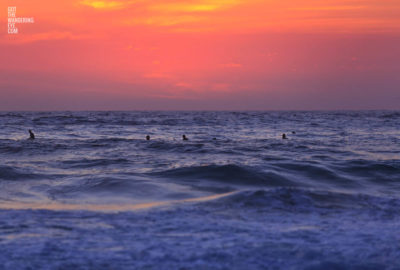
left=29, top=130, right=35, bottom=140
left=182, top=135, right=188, bottom=141
left=146, top=135, right=150, bottom=141
left=292, top=131, right=296, bottom=134
left=282, top=133, right=287, bottom=139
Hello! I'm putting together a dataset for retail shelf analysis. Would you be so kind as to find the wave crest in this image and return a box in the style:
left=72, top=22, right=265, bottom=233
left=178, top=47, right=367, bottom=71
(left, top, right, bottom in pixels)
left=151, top=164, right=296, bottom=187
left=213, top=188, right=400, bottom=214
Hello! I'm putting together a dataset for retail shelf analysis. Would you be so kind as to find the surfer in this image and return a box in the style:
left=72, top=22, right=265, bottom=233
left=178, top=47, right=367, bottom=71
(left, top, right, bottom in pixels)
left=29, top=130, right=35, bottom=140
left=146, top=135, right=150, bottom=141
left=282, top=133, right=287, bottom=139
left=182, top=135, right=189, bottom=141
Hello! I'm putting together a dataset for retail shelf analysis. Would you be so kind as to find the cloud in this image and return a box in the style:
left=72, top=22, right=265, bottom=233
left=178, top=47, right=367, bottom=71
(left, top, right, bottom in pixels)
left=150, top=3, right=219, bottom=12
left=124, top=15, right=203, bottom=27
left=80, top=0, right=399, bottom=33
left=149, top=0, right=241, bottom=13
left=127, top=0, right=241, bottom=28
left=80, top=0, right=127, bottom=10
left=292, top=5, right=367, bottom=11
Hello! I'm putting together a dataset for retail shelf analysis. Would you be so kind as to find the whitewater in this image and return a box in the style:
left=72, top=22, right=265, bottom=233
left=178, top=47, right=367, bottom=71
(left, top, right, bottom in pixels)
left=0, top=111, right=399, bottom=269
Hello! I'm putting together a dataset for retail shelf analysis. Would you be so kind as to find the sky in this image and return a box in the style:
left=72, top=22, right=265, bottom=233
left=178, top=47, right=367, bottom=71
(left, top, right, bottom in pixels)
left=0, top=0, right=399, bottom=110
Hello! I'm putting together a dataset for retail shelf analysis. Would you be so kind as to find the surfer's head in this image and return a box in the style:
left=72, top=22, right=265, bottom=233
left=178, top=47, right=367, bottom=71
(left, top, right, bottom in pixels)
left=182, top=135, right=188, bottom=141
left=282, top=133, right=287, bottom=139
left=146, top=135, right=150, bottom=141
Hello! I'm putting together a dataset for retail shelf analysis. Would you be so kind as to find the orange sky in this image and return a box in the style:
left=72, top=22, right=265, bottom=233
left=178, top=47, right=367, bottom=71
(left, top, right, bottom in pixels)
left=1, top=0, right=400, bottom=110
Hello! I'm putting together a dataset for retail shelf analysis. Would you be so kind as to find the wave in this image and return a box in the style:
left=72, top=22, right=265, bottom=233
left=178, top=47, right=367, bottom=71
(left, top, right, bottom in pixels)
left=333, top=160, right=400, bottom=182
left=210, top=188, right=400, bottom=214
left=46, top=175, right=189, bottom=203
left=270, top=162, right=358, bottom=188
left=49, top=177, right=147, bottom=196
left=0, top=139, right=72, bottom=155
left=150, top=164, right=297, bottom=187
left=0, top=165, right=42, bottom=181
left=0, top=138, right=133, bottom=155
left=0, top=142, right=24, bottom=154
left=378, top=112, right=400, bottom=119
left=144, top=140, right=208, bottom=153
left=26, top=113, right=141, bottom=126
left=59, top=158, right=130, bottom=169
left=1, top=111, right=399, bottom=207
left=29, top=113, right=195, bottom=126
left=150, top=161, right=400, bottom=192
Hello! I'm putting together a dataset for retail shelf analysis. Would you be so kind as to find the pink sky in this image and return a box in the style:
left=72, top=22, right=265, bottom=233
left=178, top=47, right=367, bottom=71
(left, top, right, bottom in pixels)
left=1, top=0, right=399, bottom=110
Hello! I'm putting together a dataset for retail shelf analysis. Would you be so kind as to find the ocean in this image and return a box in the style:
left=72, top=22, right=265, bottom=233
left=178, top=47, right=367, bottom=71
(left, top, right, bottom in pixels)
left=0, top=111, right=399, bottom=269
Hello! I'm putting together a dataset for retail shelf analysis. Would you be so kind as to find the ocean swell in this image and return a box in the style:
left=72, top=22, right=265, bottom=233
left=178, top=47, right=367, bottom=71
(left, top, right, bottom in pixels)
left=0, top=165, right=43, bottom=181
left=151, top=164, right=296, bottom=187
left=210, top=187, right=400, bottom=215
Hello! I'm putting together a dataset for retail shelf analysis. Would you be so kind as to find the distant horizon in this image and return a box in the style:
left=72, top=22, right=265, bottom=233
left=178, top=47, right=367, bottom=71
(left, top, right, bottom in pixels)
left=1, top=109, right=399, bottom=112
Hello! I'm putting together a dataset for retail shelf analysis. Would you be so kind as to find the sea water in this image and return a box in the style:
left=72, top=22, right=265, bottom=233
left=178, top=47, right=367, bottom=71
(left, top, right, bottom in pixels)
left=0, top=111, right=399, bottom=269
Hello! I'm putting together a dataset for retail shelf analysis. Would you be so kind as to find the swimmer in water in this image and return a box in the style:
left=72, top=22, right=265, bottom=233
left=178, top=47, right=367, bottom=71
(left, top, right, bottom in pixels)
left=29, top=130, right=35, bottom=140
left=182, top=135, right=189, bottom=141
left=282, top=133, right=287, bottom=139
left=146, top=135, right=150, bottom=141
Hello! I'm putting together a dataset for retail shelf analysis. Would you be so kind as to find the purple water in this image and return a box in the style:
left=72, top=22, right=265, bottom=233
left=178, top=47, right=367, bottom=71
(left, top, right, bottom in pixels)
left=0, top=111, right=399, bottom=269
